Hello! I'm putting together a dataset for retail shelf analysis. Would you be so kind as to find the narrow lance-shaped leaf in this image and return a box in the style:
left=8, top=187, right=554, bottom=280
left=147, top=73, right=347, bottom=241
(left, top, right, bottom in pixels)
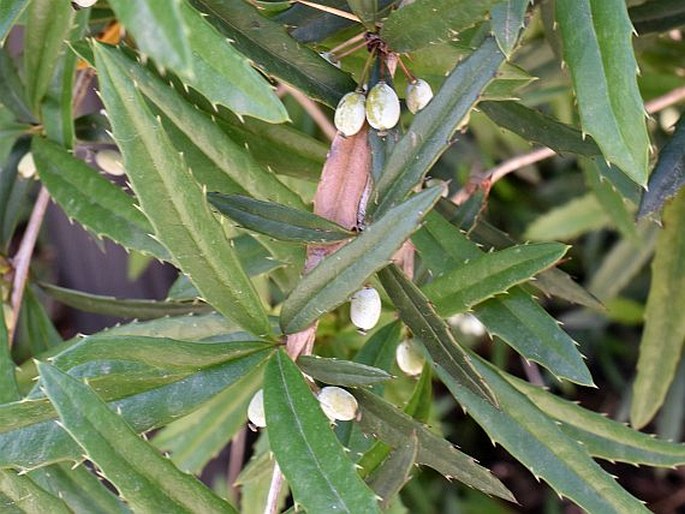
left=507, top=374, right=685, bottom=468
left=37, top=362, right=238, bottom=514
left=414, top=212, right=593, bottom=385
left=346, top=0, right=377, bottom=29
left=0, top=469, right=72, bottom=514
left=0, top=46, right=34, bottom=123
left=108, top=0, right=192, bottom=74
left=178, top=1, right=288, bottom=123
left=208, top=193, right=354, bottom=244
left=297, top=356, right=392, bottom=387
left=32, top=138, right=170, bottom=260
left=639, top=115, right=685, bottom=220
left=423, top=242, right=569, bottom=317
left=194, top=0, right=357, bottom=107
left=380, top=0, right=501, bottom=53
left=491, top=0, right=529, bottom=57
left=555, top=0, right=650, bottom=186
left=353, top=389, right=515, bottom=501
left=444, top=355, right=651, bottom=513
left=367, top=431, right=417, bottom=509
left=524, top=194, right=610, bottom=241
left=94, top=42, right=272, bottom=338
left=97, top=44, right=303, bottom=209
left=378, top=264, right=497, bottom=405
left=373, top=38, right=504, bottom=218
left=264, top=350, right=381, bottom=514
left=631, top=189, right=685, bottom=429
left=41, top=283, right=211, bottom=320
left=280, top=186, right=443, bottom=334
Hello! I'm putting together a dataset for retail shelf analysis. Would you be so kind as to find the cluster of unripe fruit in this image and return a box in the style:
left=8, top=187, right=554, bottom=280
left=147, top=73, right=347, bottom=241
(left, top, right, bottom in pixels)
left=248, top=385, right=358, bottom=428
left=334, top=78, right=433, bottom=137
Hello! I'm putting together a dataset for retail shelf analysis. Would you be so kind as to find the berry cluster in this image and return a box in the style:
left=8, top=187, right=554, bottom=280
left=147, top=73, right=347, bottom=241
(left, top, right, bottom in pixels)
left=334, top=78, right=434, bottom=137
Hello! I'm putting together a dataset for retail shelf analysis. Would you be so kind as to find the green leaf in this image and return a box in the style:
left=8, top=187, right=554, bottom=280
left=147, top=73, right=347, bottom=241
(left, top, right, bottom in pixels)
left=367, top=431, right=417, bottom=509
left=108, top=0, right=192, bottom=75
left=217, top=115, right=326, bottom=181
left=555, top=0, right=650, bottom=185
left=0, top=311, right=19, bottom=403
left=414, top=212, right=593, bottom=385
left=524, top=194, right=609, bottom=241
left=353, top=389, right=514, bottom=501
left=23, top=0, right=74, bottom=113
left=378, top=264, right=496, bottom=405
left=423, top=242, right=568, bottom=317
left=153, top=364, right=263, bottom=473
left=32, top=138, right=170, bottom=260
left=380, top=0, right=501, bottom=53
left=478, top=100, right=601, bottom=157
left=29, top=463, right=131, bottom=514
left=0, top=0, right=28, bottom=42
left=94, top=42, right=272, bottom=338
left=280, top=186, right=442, bottom=334
left=42, top=283, right=211, bottom=320
left=0, top=347, right=272, bottom=470
left=444, top=355, right=651, bottom=514
left=629, top=0, right=685, bottom=34
left=14, top=286, right=62, bottom=359
left=631, top=189, right=685, bottom=429
left=264, top=350, right=381, bottom=514
left=581, top=157, right=637, bottom=241
left=346, top=0, right=377, bottom=29
left=297, top=356, right=392, bottom=386
left=491, top=0, right=529, bottom=57
left=178, top=1, right=288, bottom=123
left=639, top=115, right=685, bottom=220
left=98, top=44, right=303, bottom=208
left=208, top=193, right=353, bottom=244
left=50, top=335, right=272, bottom=372
left=41, top=10, right=87, bottom=148
left=372, top=38, right=504, bottom=218
left=38, top=362, right=238, bottom=514
left=194, top=0, right=357, bottom=107
left=0, top=46, right=35, bottom=123
left=507, top=375, right=685, bottom=468
left=0, top=469, right=72, bottom=514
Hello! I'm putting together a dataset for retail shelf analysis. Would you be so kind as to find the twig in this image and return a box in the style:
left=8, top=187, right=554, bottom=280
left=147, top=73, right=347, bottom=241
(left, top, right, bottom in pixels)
left=452, top=85, right=685, bottom=204
left=292, top=0, right=360, bottom=22
left=329, top=31, right=366, bottom=57
left=264, top=461, right=284, bottom=514
left=277, top=84, right=337, bottom=141
left=8, top=187, right=51, bottom=343
left=227, top=427, right=247, bottom=505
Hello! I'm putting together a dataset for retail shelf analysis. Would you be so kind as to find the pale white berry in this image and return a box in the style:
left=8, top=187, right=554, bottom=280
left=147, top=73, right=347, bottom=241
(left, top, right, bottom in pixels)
left=73, top=0, right=97, bottom=6
left=95, top=149, right=126, bottom=176
left=449, top=313, right=486, bottom=337
left=334, top=92, right=366, bottom=137
left=247, top=389, right=266, bottom=428
left=350, top=287, right=381, bottom=331
left=17, top=152, right=37, bottom=179
left=396, top=340, right=425, bottom=376
left=317, top=386, right=358, bottom=422
left=365, top=81, right=400, bottom=131
left=405, top=79, right=433, bottom=114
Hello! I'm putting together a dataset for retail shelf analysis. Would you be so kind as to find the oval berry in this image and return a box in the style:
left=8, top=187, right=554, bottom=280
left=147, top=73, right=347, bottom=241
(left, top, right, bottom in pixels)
left=350, top=287, right=381, bottom=331
left=396, top=340, right=425, bottom=376
left=95, top=149, right=126, bottom=176
left=247, top=389, right=266, bottom=428
left=17, top=152, right=37, bottom=179
left=365, top=81, right=400, bottom=131
left=317, top=386, right=358, bottom=422
left=405, top=79, right=433, bottom=114
left=334, top=92, right=366, bottom=137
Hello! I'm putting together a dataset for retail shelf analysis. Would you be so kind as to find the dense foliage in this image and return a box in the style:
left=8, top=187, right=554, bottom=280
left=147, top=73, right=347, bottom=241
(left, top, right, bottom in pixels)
left=1, top=0, right=684, bottom=512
